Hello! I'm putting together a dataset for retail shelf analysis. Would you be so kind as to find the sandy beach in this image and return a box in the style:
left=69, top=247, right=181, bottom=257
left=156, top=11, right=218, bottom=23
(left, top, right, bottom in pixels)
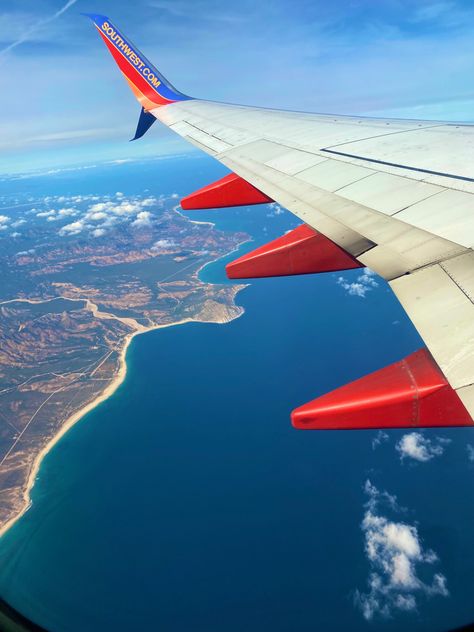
left=0, top=315, right=203, bottom=538
left=0, top=212, right=249, bottom=539
left=0, top=265, right=246, bottom=539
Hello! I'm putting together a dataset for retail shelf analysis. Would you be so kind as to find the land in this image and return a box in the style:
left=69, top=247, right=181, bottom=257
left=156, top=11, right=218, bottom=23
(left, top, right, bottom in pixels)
left=0, top=193, right=248, bottom=534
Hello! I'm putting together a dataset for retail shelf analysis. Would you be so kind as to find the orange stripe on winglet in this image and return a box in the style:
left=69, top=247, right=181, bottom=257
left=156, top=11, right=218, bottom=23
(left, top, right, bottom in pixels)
left=97, top=27, right=173, bottom=107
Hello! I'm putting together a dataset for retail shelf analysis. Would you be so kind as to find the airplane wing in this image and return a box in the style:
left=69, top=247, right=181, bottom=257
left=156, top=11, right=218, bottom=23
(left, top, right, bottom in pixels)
left=85, top=14, right=474, bottom=430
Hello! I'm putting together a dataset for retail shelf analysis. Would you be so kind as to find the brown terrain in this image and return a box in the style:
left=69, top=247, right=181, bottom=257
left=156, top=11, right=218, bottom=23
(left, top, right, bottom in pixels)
left=0, top=200, right=248, bottom=533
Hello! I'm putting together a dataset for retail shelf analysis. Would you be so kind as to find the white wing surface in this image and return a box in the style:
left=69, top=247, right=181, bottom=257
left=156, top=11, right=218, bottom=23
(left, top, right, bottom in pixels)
left=86, top=13, right=474, bottom=429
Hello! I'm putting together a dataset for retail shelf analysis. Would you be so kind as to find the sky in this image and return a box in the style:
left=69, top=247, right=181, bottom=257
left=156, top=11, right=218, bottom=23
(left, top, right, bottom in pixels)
left=1, top=0, right=474, bottom=173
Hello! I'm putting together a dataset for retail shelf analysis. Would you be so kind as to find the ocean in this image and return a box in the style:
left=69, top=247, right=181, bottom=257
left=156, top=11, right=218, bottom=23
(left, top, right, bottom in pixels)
left=0, top=155, right=473, bottom=631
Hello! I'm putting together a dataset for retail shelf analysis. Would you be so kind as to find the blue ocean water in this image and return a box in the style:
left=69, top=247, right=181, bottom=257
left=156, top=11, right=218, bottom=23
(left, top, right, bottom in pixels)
left=0, top=156, right=474, bottom=631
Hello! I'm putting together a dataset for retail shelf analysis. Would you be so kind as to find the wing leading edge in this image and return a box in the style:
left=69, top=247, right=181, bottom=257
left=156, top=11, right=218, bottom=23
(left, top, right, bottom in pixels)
left=85, top=14, right=474, bottom=429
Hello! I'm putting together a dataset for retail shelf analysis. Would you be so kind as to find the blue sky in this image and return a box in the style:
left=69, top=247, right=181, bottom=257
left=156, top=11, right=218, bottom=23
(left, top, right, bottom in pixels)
left=1, top=0, right=474, bottom=173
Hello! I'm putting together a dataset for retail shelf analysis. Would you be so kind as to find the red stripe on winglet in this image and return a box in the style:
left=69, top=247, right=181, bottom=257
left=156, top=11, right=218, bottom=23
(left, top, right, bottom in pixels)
left=226, top=224, right=362, bottom=278
left=181, top=173, right=273, bottom=210
left=291, top=348, right=473, bottom=430
left=98, top=30, right=172, bottom=107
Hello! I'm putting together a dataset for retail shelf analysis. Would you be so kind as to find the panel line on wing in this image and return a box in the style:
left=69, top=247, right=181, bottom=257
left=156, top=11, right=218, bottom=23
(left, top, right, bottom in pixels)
left=321, top=148, right=474, bottom=184
left=389, top=189, right=446, bottom=216
left=332, top=172, right=378, bottom=194
left=440, top=252, right=474, bottom=304
left=320, top=123, right=445, bottom=150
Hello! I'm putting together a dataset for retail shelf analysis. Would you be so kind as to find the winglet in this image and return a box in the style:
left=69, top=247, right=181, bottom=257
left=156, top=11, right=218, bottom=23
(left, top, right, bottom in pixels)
left=130, top=107, right=156, bottom=141
left=83, top=13, right=191, bottom=110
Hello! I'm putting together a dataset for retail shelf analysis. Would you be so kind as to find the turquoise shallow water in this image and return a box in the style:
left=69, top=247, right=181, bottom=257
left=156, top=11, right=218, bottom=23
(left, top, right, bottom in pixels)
left=0, top=157, right=474, bottom=631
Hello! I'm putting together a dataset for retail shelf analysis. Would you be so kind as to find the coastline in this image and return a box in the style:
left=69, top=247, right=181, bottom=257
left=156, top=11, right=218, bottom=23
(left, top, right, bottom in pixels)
left=194, top=238, right=253, bottom=281
left=0, top=299, right=245, bottom=539
left=0, top=215, right=252, bottom=539
left=0, top=313, right=234, bottom=538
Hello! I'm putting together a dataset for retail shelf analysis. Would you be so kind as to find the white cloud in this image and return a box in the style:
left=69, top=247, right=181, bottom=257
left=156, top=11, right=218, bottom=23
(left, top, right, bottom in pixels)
left=467, top=444, right=474, bottom=462
left=0, top=214, right=10, bottom=224
left=151, top=238, right=176, bottom=251
left=87, top=203, right=107, bottom=213
left=364, top=479, right=404, bottom=514
left=92, top=228, right=106, bottom=238
left=11, top=219, right=26, bottom=227
left=372, top=430, right=389, bottom=450
left=112, top=202, right=139, bottom=216
left=59, top=220, right=85, bottom=236
left=337, top=268, right=378, bottom=297
left=396, top=433, right=450, bottom=463
left=11, top=231, right=21, bottom=237
left=131, top=210, right=152, bottom=228
left=270, top=203, right=284, bottom=215
left=266, top=203, right=285, bottom=217
left=355, top=480, right=448, bottom=620
left=21, top=194, right=164, bottom=238
left=34, top=204, right=78, bottom=222
left=85, top=197, right=157, bottom=220
left=57, top=207, right=77, bottom=217
left=88, top=211, right=108, bottom=221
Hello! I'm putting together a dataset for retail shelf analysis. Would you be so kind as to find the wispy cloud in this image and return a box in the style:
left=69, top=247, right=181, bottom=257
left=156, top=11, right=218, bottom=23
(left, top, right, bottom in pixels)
left=266, top=203, right=285, bottom=218
left=467, top=444, right=474, bottom=462
left=409, top=1, right=474, bottom=28
left=396, top=433, right=451, bottom=463
left=337, top=268, right=379, bottom=298
left=0, top=0, right=79, bottom=59
left=372, top=430, right=389, bottom=450
left=148, top=0, right=247, bottom=23
left=411, top=2, right=454, bottom=23
left=24, top=128, right=121, bottom=145
left=355, top=480, right=448, bottom=620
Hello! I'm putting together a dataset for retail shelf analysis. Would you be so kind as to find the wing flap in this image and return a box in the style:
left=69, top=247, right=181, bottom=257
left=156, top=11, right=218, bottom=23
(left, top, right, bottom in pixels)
left=216, top=144, right=466, bottom=275
left=331, top=172, right=444, bottom=216
left=154, top=100, right=469, bottom=278
left=390, top=252, right=474, bottom=415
